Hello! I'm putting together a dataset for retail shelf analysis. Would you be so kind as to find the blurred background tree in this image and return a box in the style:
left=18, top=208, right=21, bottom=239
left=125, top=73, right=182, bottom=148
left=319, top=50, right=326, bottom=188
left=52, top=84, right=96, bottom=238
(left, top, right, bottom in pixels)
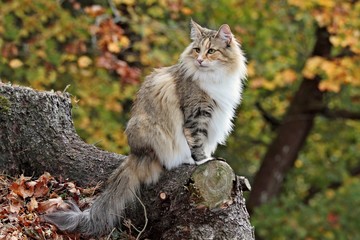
left=1, top=0, right=359, bottom=239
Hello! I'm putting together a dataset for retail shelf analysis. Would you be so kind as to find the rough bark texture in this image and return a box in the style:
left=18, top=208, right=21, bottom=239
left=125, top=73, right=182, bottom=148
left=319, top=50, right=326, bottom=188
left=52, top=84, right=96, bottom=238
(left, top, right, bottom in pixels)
left=126, top=162, right=254, bottom=240
left=0, top=83, right=125, bottom=186
left=248, top=27, right=332, bottom=212
left=0, top=83, right=254, bottom=239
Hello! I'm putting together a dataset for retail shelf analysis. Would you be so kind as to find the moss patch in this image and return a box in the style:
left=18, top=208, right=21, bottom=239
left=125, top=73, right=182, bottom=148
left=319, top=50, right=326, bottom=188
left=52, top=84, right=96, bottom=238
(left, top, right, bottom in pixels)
left=0, top=95, right=11, bottom=114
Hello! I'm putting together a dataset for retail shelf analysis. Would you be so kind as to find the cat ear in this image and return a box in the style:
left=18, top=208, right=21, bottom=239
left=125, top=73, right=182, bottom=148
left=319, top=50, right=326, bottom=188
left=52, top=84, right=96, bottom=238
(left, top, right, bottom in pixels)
left=190, top=19, right=204, bottom=40
left=216, top=24, right=232, bottom=45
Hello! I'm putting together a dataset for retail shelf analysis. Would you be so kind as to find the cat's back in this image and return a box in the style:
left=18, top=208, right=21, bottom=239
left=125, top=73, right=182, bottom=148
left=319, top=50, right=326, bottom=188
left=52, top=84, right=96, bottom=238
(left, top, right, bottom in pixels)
left=135, top=66, right=179, bottom=109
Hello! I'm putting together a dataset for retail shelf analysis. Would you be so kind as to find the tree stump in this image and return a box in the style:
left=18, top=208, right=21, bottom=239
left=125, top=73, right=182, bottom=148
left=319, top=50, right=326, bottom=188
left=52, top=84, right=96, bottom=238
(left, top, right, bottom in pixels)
left=0, top=83, right=254, bottom=239
left=0, top=83, right=125, bottom=186
left=127, top=161, right=253, bottom=239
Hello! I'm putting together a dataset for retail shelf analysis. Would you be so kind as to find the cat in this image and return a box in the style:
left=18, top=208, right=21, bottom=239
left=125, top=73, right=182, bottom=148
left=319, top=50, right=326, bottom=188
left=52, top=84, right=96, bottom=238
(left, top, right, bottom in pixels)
left=44, top=19, right=247, bottom=236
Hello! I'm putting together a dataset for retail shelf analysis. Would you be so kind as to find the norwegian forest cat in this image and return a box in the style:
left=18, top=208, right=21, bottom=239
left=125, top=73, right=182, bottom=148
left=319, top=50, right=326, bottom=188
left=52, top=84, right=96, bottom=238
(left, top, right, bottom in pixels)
left=44, top=19, right=247, bottom=236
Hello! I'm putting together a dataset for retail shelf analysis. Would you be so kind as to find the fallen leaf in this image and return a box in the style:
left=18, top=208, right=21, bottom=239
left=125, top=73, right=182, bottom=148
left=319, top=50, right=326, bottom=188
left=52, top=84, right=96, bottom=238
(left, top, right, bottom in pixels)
left=27, top=197, right=38, bottom=212
left=8, top=193, right=23, bottom=214
left=33, top=181, right=49, bottom=198
left=9, top=175, right=34, bottom=199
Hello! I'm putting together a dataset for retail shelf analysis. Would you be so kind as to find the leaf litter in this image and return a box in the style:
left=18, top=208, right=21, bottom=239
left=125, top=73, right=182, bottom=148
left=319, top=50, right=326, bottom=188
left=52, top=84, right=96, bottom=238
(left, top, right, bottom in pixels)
left=0, top=172, right=101, bottom=240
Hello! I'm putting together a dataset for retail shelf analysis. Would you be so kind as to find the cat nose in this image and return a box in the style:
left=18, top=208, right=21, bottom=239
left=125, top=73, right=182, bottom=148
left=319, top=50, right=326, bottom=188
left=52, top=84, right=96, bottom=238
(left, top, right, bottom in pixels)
left=197, top=58, right=203, bottom=64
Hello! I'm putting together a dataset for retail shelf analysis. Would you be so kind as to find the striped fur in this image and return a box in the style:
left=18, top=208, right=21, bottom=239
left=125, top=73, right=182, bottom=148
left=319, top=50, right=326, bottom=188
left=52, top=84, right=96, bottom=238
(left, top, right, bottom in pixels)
left=44, top=20, right=247, bottom=237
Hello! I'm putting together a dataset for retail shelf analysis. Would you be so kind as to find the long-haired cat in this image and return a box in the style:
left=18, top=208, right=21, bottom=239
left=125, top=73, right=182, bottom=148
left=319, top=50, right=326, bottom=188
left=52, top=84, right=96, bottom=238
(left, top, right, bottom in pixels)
left=44, top=19, right=247, bottom=236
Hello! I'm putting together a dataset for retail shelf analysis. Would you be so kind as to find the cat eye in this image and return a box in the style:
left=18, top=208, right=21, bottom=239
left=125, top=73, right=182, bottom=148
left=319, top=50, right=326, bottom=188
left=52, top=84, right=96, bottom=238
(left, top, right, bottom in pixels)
left=193, top=48, right=200, bottom=53
left=207, top=48, right=216, bottom=54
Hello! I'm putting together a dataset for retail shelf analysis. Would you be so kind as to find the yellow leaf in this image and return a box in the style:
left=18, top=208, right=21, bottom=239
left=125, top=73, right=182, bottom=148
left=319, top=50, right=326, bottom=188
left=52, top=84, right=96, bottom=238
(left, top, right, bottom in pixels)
left=319, top=80, right=341, bottom=92
left=249, top=77, right=266, bottom=89
left=114, top=0, right=135, bottom=5
left=77, top=56, right=92, bottom=68
left=329, top=36, right=342, bottom=47
left=313, top=11, right=331, bottom=27
left=281, top=69, right=297, bottom=84
left=295, top=159, right=303, bottom=168
left=325, top=189, right=335, bottom=199
left=9, top=59, right=23, bottom=69
left=181, top=7, right=193, bottom=15
left=107, top=42, right=121, bottom=53
left=263, top=79, right=276, bottom=90
left=302, top=56, right=324, bottom=79
left=317, top=0, right=335, bottom=8
left=36, top=50, right=47, bottom=59
left=287, top=0, right=313, bottom=10
left=320, top=60, right=337, bottom=77
left=247, top=61, right=256, bottom=77
left=119, top=36, right=130, bottom=48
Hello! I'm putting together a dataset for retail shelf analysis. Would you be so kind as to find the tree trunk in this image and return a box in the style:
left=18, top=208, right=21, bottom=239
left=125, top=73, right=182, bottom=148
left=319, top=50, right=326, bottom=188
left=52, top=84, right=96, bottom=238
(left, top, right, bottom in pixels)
left=0, top=83, right=125, bottom=186
left=248, top=27, right=332, bottom=212
left=0, top=83, right=254, bottom=239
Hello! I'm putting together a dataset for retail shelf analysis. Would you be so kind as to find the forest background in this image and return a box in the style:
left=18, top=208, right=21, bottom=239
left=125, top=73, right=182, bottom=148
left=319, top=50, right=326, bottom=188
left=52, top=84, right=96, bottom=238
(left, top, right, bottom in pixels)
left=1, top=0, right=359, bottom=239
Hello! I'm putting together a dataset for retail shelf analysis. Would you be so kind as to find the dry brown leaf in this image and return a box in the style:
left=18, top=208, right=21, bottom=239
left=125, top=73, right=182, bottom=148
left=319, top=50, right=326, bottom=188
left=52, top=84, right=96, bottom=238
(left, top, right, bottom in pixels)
left=33, top=181, right=50, bottom=198
left=27, top=197, right=39, bottom=212
left=80, top=183, right=101, bottom=197
left=9, top=175, right=35, bottom=199
left=8, top=193, right=23, bottom=214
left=1, top=172, right=100, bottom=239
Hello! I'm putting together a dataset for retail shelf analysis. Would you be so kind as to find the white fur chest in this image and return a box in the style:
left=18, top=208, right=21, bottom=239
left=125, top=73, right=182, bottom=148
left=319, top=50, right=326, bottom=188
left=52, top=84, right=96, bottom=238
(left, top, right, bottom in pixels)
left=198, top=70, right=243, bottom=156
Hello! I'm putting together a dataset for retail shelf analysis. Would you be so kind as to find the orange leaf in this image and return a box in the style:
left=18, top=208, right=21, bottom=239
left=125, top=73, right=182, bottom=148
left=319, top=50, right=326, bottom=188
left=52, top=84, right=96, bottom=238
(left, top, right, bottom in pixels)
left=319, top=80, right=341, bottom=92
left=181, top=7, right=193, bottom=15
left=302, top=56, right=324, bottom=79
left=281, top=69, right=298, bottom=84
left=33, top=181, right=49, bottom=198
left=8, top=193, right=23, bottom=214
left=27, top=197, right=39, bottom=212
left=9, top=175, right=34, bottom=199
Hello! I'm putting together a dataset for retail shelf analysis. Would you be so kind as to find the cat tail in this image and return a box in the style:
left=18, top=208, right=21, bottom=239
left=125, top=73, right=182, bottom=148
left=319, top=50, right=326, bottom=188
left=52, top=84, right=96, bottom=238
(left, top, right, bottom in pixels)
left=43, top=154, right=163, bottom=236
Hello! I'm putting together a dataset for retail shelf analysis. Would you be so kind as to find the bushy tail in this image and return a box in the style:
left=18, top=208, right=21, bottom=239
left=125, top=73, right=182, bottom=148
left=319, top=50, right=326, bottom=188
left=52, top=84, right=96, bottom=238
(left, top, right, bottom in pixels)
left=44, top=155, right=163, bottom=236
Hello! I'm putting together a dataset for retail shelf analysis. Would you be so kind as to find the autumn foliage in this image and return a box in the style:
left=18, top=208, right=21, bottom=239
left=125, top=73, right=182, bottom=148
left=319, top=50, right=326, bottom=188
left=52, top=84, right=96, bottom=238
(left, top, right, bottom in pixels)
left=1, top=0, right=359, bottom=239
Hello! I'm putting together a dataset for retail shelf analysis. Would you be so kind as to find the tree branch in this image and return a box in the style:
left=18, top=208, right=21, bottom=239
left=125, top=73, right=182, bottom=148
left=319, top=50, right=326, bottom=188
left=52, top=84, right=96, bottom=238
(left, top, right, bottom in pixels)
left=319, top=107, right=360, bottom=120
left=255, top=101, right=281, bottom=130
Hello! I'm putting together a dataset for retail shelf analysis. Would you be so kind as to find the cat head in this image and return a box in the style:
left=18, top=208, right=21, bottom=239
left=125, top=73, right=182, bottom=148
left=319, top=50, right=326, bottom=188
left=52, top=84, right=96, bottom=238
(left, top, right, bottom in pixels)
left=180, top=19, right=246, bottom=78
